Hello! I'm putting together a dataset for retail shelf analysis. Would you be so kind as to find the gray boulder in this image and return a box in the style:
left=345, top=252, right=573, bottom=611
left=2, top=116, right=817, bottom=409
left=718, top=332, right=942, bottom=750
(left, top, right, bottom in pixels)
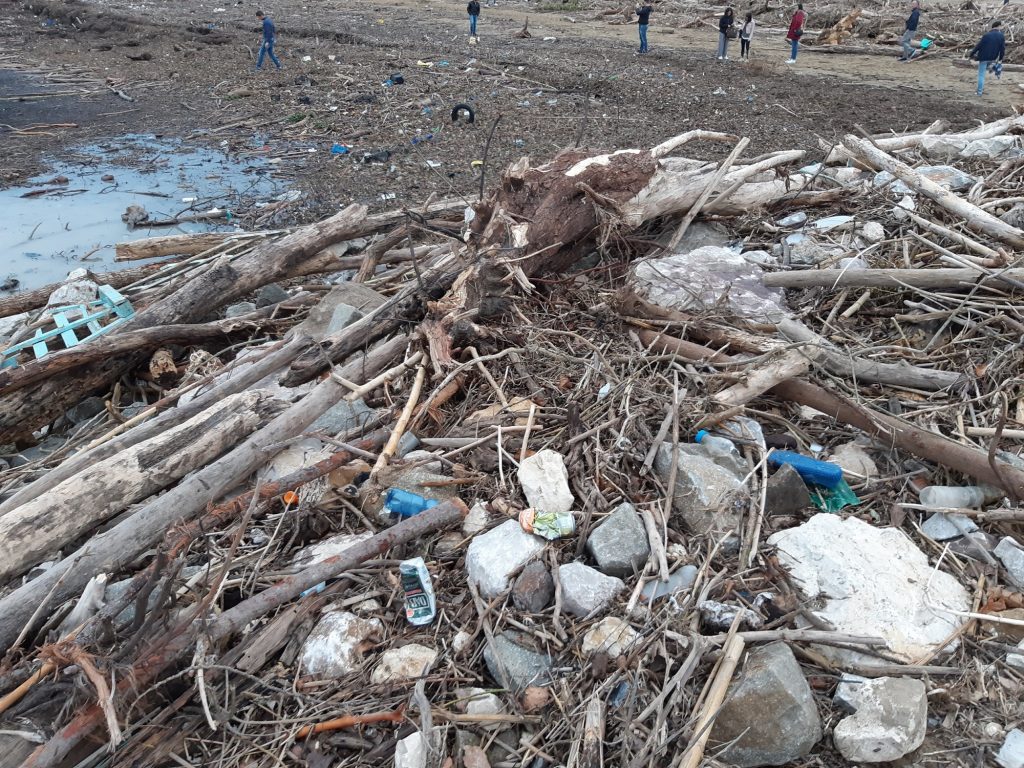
left=484, top=631, right=553, bottom=690
left=310, top=397, right=376, bottom=435
left=765, top=464, right=811, bottom=516
left=833, top=676, right=927, bottom=763
left=467, top=520, right=545, bottom=599
left=256, top=283, right=290, bottom=307
left=225, top=301, right=256, bottom=318
left=585, top=502, right=650, bottom=577
left=558, top=562, right=624, bottom=617
left=654, top=443, right=747, bottom=535
left=710, top=642, right=822, bottom=767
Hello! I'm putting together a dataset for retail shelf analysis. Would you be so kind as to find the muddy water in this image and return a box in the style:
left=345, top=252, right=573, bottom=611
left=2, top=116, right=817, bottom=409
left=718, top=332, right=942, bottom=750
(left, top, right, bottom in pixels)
left=0, top=136, right=284, bottom=291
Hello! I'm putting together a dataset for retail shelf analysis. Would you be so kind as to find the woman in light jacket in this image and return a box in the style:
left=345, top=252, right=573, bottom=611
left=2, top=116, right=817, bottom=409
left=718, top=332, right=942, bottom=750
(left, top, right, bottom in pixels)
left=740, top=12, right=755, bottom=59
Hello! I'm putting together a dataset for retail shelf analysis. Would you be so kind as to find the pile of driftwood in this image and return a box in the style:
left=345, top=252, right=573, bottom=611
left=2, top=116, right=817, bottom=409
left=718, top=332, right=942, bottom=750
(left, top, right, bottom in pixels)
left=2, top=114, right=1024, bottom=768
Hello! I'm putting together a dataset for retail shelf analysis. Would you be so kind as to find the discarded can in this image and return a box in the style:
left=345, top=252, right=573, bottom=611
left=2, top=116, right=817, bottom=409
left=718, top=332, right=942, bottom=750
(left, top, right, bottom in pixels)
left=519, top=508, right=575, bottom=540
left=400, top=557, right=436, bottom=625
left=385, top=488, right=439, bottom=518
left=330, top=143, right=350, bottom=154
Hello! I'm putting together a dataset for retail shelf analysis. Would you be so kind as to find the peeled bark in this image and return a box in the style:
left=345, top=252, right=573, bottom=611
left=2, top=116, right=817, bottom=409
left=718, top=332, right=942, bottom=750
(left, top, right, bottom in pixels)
left=0, top=390, right=281, bottom=583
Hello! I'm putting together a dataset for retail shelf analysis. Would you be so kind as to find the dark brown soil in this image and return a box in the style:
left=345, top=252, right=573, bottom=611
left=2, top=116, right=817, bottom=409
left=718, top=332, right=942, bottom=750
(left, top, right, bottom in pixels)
left=0, top=0, right=1008, bottom=223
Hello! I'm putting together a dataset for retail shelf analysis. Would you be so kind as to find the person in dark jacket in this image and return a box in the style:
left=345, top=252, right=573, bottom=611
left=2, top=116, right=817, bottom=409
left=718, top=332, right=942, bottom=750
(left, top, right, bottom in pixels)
left=636, top=2, right=653, bottom=53
left=785, top=3, right=806, bottom=63
left=970, top=20, right=1006, bottom=95
left=899, top=0, right=921, bottom=61
left=717, top=7, right=735, bottom=60
left=467, top=0, right=480, bottom=36
left=255, top=11, right=282, bottom=70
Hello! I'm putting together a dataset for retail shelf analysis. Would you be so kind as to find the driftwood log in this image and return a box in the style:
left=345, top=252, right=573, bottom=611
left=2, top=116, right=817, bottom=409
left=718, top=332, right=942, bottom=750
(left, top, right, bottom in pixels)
left=762, top=267, right=1024, bottom=290
left=114, top=232, right=245, bottom=261
left=0, top=335, right=407, bottom=654
left=0, top=337, right=307, bottom=516
left=0, top=205, right=368, bottom=442
left=640, top=329, right=1024, bottom=496
left=0, top=390, right=282, bottom=583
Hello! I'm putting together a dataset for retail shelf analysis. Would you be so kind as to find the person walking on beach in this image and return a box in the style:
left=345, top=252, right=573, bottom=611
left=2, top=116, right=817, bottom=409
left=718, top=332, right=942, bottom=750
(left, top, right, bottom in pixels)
left=467, top=0, right=480, bottom=37
left=717, top=7, right=735, bottom=60
left=899, top=0, right=921, bottom=61
left=636, top=1, right=653, bottom=53
left=740, top=12, right=755, bottom=59
left=970, top=20, right=1005, bottom=95
left=785, top=3, right=806, bottom=63
left=255, top=11, right=282, bottom=70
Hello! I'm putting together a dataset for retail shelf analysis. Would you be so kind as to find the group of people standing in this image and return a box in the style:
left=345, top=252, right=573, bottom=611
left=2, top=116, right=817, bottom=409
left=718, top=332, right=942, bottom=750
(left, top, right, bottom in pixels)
left=253, top=2, right=1008, bottom=98
left=656, top=3, right=807, bottom=63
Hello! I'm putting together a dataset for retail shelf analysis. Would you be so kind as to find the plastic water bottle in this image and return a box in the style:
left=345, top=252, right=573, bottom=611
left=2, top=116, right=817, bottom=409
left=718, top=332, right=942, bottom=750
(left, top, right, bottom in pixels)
left=695, top=430, right=741, bottom=459
left=918, top=485, right=1002, bottom=510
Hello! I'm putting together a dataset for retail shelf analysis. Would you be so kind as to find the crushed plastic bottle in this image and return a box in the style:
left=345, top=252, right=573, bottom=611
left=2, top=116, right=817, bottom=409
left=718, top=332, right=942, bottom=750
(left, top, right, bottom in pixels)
left=919, top=485, right=1002, bottom=510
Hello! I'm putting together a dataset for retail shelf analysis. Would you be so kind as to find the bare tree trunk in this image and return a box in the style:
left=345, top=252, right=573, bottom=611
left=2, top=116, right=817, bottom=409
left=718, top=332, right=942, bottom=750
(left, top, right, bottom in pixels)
left=0, top=205, right=369, bottom=442
left=0, top=336, right=406, bottom=654
left=0, top=390, right=282, bottom=584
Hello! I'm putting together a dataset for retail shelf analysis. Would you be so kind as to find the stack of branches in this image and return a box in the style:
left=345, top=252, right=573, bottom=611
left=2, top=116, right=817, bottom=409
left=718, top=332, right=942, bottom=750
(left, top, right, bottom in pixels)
left=3, top=114, right=1024, bottom=768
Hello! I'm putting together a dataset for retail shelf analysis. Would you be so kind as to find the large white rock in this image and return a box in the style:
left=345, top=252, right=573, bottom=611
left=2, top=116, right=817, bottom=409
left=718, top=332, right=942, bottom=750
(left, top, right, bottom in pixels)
left=518, top=449, right=573, bottom=513
left=466, top=520, right=546, bottom=598
left=767, top=514, right=970, bottom=666
left=371, top=644, right=438, bottom=684
left=630, top=246, right=787, bottom=324
left=299, top=611, right=383, bottom=677
left=47, top=270, right=98, bottom=309
left=833, top=676, right=927, bottom=763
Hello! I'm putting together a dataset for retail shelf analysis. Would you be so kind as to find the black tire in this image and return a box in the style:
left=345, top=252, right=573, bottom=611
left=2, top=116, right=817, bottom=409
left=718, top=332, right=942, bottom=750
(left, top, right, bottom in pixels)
left=451, top=103, right=476, bottom=124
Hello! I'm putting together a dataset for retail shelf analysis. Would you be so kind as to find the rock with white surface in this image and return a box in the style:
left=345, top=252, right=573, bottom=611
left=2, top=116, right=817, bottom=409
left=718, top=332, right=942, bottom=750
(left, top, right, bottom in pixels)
left=467, top=520, right=546, bottom=598
left=300, top=611, right=383, bottom=677
left=767, top=514, right=970, bottom=666
left=832, top=676, right=927, bottom=763
left=997, top=728, right=1024, bottom=768
left=581, top=617, right=640, bottom=658
left=371, top=644, right=437, bottom=684
left=517, top=450, right=574, bottom=513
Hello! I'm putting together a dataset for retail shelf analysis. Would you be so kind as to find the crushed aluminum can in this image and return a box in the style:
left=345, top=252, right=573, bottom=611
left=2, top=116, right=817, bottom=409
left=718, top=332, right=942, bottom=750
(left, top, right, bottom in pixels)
left=519, top=508, right=575, bottom=540
left=400, top=557, right=436, bottom=626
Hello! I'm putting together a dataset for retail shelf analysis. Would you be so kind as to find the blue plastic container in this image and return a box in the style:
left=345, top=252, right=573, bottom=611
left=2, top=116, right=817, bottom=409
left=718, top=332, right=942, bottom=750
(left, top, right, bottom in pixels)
left=385, top=488, right=440, bottom=518
left=767, top=451, right=843, bottom=489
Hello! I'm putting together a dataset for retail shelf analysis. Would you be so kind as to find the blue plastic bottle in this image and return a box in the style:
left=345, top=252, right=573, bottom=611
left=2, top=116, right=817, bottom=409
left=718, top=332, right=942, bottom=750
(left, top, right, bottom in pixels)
left=385, top=488, right=440, bottom=518
left=767, top=451, right=843, bottom=489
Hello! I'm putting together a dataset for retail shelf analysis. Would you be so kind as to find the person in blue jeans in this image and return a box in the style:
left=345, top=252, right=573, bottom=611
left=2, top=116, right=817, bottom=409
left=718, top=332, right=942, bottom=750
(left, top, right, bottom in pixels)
left=899, top=0, right=920, bottom=61
left=970, top=20, right=1005, bottom=95
left=467, top=0, right=480, bottom=35
left=636, top=2, right=652, bottom=53
left=255, top=11, right=282, bottom=70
